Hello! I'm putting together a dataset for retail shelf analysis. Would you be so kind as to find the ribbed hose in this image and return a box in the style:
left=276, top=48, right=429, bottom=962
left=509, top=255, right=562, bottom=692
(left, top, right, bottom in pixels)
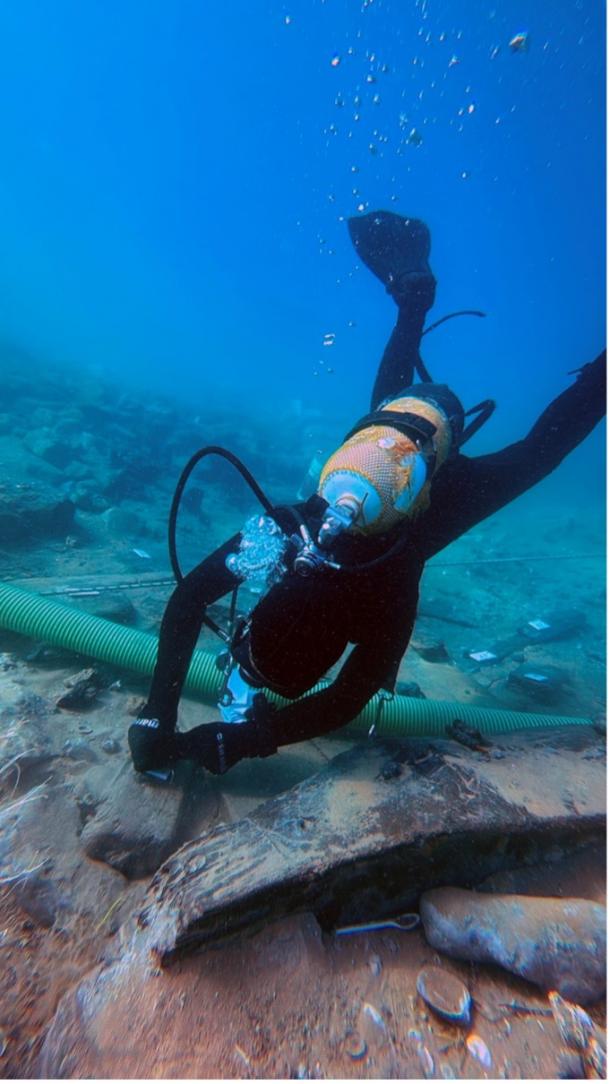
left=0, top=582, right=593, bottom=736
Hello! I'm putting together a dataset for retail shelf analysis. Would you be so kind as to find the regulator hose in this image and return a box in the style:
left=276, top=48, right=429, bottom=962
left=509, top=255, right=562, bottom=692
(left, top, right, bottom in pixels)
left=168, top=445, right=277, bottom=582
left=0, top=581, right=593, bottom=738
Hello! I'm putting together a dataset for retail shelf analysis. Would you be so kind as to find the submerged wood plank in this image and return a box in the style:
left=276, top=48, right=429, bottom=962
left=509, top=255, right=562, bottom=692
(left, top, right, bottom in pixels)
left=137, top=726, right=605, bottom=963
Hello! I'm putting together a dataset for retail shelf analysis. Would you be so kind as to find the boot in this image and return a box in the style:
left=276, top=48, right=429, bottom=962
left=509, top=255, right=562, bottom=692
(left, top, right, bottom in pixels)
left=348, top=210, right=436, bottom=311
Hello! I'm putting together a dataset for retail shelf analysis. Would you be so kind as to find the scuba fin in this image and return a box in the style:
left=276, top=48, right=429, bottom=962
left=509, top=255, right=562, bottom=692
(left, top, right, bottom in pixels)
left=348, top=210, right=436, bottom=310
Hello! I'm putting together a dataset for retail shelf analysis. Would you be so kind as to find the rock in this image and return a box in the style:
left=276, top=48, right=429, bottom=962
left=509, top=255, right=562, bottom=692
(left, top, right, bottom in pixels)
left=445, top=718, right=490, bottom=752
left=0, top=689, right=53, bottom=766
left=22, top=428, right=74, bottom=469
left=420, top=887, right=606, bottom=1004
left=394, top=680, right=425, bottom=698
left=0, top=483, right=75, bottom=544
left=11, top=871, right=68, bottom=928
left=62, top=739, right=98, bottom=763
left=415, top=964, right=471, bottom=1025
left=73, top=592, right=138, bottom=627
left=67, top=480, right=108, bottom=513
left=101, top=506, right=144, bottom=539
left=410, top=637, right=450, bottom=663
left=56, top=668, right=108, bottom=711
left=101, top=739, right=121, bottom=755
left=79, top=760, right=213, bottom=879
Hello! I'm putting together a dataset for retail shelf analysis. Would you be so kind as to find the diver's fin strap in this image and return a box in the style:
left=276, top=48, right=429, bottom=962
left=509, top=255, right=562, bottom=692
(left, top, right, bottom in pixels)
left=459, top=399, right=496, bottom=447
left=343, top=410, right=437, bottom=447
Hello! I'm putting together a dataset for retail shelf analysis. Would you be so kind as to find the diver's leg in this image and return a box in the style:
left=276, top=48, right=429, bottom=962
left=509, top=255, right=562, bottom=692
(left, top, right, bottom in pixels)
left=347, top=211, right=436, bottom=408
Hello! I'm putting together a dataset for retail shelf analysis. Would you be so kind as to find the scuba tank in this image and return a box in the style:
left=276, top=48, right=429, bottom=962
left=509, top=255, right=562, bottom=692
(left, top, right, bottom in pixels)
left=317, top=384, right=462, bottom=539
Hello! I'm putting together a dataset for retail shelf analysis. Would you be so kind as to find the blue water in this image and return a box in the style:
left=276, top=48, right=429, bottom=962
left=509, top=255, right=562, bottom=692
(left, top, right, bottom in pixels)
left=0, top=0, right=605, bottom=497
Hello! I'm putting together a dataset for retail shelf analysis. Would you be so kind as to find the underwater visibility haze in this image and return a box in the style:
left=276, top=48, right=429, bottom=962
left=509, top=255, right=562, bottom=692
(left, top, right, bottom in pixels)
left=0, top=0, right=605, bottom=1079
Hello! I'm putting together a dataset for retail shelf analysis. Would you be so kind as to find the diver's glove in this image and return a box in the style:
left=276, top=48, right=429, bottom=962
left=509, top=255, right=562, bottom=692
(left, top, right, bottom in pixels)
left=176, top=693, right=278, bottom=775
left=128, top=718, right=179, bottom=773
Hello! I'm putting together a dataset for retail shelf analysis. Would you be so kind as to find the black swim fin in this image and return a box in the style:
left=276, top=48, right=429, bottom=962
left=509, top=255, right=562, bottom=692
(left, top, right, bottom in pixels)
left=347, top=210, right=436, bottom=309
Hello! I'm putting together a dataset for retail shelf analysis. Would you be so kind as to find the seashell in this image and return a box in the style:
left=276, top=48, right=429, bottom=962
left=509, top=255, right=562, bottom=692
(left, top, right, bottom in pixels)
left=416, top=965, right=472, bottom=1026
left=548, top=991, right=593, bottom=1051
left=466, top=1034, right=492, bottom=1069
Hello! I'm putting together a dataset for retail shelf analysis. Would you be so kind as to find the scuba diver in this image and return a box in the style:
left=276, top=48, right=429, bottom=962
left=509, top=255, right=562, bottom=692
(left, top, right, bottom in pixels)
left=128, top=210, right=606, bottom=778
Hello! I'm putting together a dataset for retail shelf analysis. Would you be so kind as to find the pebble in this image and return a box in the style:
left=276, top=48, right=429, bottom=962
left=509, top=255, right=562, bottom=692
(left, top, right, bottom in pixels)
left=417, top=1042, right=435, bottom=1078
left=411, top=636, right=449, bottom=663
left=420, top=887, right=606, bottom=1004
left=368, top=953, right=382, bottom=976
left=362, top=1002, right=385, bottom=1030
left=101, top=738, right=121, bottom=754
left=416, top=964, right=471, bottom=1026
left=62, top=739, right=97, bottom=763
left=466, top=1034, right=492, bottom=1069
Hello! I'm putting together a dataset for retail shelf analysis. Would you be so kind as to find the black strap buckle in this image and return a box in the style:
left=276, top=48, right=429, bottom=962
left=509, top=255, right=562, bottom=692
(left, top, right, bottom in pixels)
left=343, top=409, right=437, bottom=447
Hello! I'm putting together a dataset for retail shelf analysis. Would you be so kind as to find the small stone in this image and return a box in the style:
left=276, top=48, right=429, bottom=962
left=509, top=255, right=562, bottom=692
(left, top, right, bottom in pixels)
left=368, top=953, right=382, bottom=976
left=395, top=680, right=426, bottom=698
left=417, top=1043, right=435, bottom=1077
left=62, top=739, right=97, bottom=763
left=466, top=1034, right=492, bottom=1069
left=57, top=668, right=107, bottom=710
left=101, top=739, right=121, bottom=754
left=416, top=964, right=471, bottom=1026
left=411, top=637, right=450, bottom=663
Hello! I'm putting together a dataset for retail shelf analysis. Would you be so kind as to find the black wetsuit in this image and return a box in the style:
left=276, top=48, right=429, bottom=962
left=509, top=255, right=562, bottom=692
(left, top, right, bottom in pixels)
left=136, top=333, right=605, bottom=769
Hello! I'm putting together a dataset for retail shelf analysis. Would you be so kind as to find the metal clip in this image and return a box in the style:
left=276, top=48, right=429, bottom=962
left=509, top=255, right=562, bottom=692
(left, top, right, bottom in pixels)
left=369, top=688, right=394, bottom=738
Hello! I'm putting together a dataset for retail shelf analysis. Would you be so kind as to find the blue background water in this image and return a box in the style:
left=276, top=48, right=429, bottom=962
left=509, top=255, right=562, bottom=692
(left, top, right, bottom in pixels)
left=0, top=0, right=604, bottom=496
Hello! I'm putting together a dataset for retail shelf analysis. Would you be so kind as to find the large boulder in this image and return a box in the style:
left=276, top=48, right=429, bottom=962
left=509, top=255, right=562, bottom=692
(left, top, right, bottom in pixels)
left=420, top=886, right=605, bottom=1004
left=0, top=482, right=75, bottom=544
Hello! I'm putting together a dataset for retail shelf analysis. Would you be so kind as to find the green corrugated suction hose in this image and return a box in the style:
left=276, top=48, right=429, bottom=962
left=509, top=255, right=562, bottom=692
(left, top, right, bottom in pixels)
left=0, top=581, right=593, bottom=736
